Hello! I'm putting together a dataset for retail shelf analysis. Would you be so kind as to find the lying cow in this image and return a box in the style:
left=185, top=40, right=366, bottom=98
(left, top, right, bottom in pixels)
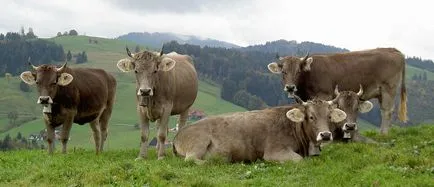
left=172, top=97, right=347, bottom=163
left=20, top=60, right=117, bottom=154
left=329, top=85, right=376, bottom=143
left=268, top=48, right=407, bottom=134
left=117, top=47, right=198, bottom=160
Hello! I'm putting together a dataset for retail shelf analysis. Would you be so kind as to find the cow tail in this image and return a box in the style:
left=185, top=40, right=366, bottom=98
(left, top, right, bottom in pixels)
left=398, top=60, right=408, bottom=122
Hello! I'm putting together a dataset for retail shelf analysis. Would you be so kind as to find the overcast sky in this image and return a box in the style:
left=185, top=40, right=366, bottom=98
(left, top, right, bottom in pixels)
left=1, top=0, right=433, bottom=59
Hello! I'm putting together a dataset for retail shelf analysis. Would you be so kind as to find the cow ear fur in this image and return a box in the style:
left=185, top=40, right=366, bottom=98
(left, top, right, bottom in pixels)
left=358, top=101, right=373, bottom=113
left=302, top=57, right=313, bottom=71
left=330, top=108, right=347, bottom=123
left=286, top=108, right=305, bottom=123
left=117, top=58, right=134, bottom=72
left=267, top=62, right=282, bottom=74
left=20, top=71, right=36, bottom=85
left=57, top=73, right=73, bottom=86
left=159, top=57, right=176, bottom=72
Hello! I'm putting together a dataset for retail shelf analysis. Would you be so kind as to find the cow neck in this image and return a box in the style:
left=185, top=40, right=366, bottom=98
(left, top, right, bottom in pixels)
left=53, top=68, right=77, bottom=109
left=293, top=120, right=310, bottom=157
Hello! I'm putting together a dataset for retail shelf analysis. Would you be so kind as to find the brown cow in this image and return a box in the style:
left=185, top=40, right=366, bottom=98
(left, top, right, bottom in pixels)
left=172, top=98, right=347, bottom=163
left=20, top=60, right=116, bottom=154
left=117, top=48, right=198, bottom=160
left=268, top=48, right=407, bottom=134
left=330, top=85, right=375, bottom=142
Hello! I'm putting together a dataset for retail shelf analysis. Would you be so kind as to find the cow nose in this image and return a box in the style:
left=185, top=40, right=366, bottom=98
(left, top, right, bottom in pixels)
left=38, top=96, right=52, bottom=104
left=320, top=132, right=332, bottom=141
left=344, top=123, right=357, bottom=131
left=285, top=85, right=296, bottom=92
left=139, top=88, right=152, bottom=96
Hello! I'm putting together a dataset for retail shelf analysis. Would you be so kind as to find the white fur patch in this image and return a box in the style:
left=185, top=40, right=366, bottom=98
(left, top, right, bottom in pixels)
left=343, top=132, right=351, bottom=139
left=358, top=101, right=373, bottom=113
left=286, top=108, right=305, bottom=123
left=43, top=104, right=52, bottom=113
left=20, top=71, right=36, bottom=85
left=267, top=62, right=282, bottom=74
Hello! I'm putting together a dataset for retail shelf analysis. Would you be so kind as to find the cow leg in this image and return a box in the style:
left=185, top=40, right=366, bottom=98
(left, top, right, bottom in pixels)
left=89, top=119, right=102, bottom=155
left=44, top=120, right=55, bottom=154
left=264, top=149, right=303, bottom=163
left=60, top=118, right=73, bottom=154
left=157, top=106, right=172, bottom=160
left=379, top=86, right=396, bottom=135
left=99, top=108, right=113, bottom=152
left=178, top=109, right=189, bottom=130
left=136, top=106, right=150, bottom=160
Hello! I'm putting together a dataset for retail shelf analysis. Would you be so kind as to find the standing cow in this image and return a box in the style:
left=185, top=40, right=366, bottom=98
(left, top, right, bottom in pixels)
left=173, top=97, right=347, bottom=163
left=117, top=48, right=198, bottom=160
left=20, top=60, right=117, bottom=154
left=267, top=48, right=407, bottom=134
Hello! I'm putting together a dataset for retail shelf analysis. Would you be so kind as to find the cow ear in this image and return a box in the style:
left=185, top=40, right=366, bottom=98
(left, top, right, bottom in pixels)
left=159, top=57, right=176, bottom=72
left=330, top=108, right=347, bottom=123
left=20, top=71, right=36, bottom=85
left=302, top=57, right=313, bottom=71
left=117, top=58, right=134, bottom=72
left=267, top=62, right=282, bottom=74
left=358, top=101, right=373, bottom=113
left=57, top=73, right=73, bottom=86
left=286, top=108, right=305, bottom=123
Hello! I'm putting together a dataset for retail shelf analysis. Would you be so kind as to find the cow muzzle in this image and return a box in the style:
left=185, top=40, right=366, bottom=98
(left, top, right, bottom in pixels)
left=37, top=96, right=53, bottom=105
left=284, top=84, right=297, bottom=97
left=317, top=131, right=333, bottom=142
left=342, top=123, right=357, bottom=139
left=137, top=88, right=153, bottom=96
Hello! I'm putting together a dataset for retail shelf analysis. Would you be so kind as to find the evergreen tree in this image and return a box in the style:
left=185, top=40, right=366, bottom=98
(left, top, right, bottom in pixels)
left=66, top=50, right=72, bottom=61
left=135, top=45, right=141, bottom=53
left=0, top=33, right=4, bottom=40
left=423, top=72, right=427, bottom=81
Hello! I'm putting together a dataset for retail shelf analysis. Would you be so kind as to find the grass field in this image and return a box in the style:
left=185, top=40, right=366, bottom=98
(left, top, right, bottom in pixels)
left=1, top=125, right=433, bottom=186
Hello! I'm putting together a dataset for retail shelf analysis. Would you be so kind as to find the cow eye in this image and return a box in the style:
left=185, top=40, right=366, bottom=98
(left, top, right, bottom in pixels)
left=153, top=70, right=157, bottom=73
left=134, top=70, right=138, bottom=74
left=35, top=81, right=39, bottom=85
left=282, top=71, right=287, bottom=75
left=51, top=82, right=57, bottom=86
left=309, top=116, right=314, bottom=120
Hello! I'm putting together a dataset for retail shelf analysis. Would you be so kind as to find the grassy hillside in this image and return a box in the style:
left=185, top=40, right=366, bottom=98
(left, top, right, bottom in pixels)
left=406, top=65, right=434, bottom=81
left=1, top=125, right=433, bottom=186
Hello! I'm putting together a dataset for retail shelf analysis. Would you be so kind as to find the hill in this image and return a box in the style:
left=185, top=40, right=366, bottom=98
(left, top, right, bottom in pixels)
left=1, top=125, right=433, bottom=186
left=0, top=35, right=246, bottom=149
left=117, top=32, right=240, bottom=49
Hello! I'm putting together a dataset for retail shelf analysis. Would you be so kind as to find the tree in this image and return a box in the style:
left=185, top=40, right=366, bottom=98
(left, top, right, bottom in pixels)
left=82, top=51, right=88, bottom=62
left=26, top=27, right=36, bottom=39
left=69, top=29, right=78, bottom=36
left=412, top=74, right=418, bottom=81
left=423, top=72, right=427, bottom=81
left=5, top=32, right=21, bottom=41
left=2, top=134, right=12, bottom=150
left=135, top=45, right=141, bottom=53
left=76, top=52, right=83, bottom=64
left=63, top=31, right=68, bottom=36
left=7, top=111, right=18, bottom=125
left=66, top=50, right=72, bottom=61
left=16, top=132, right=22, bottom=140
left=57, top=32, right=62, bottom=37
left=20, top=26, right=25, bottom=36
left=0, top=33, right=4, bottom=40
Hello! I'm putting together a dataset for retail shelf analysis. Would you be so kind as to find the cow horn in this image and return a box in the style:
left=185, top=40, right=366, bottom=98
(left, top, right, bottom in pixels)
left=302, top=51, right=310, bottom=61
left=357, top=84, right=363, bottom=96
left=160, top=45, right=164, bottom=56
left=334, top=85, right=340, bottom=96
left=328, top=89, right=340, bottom=105
left=56, top=62, right=67, bottom=72
left=28, top=57, right=38, bottom=70
left=126, top=46, right=133, bottom=58
left=293, top=95, right=307, bottom=106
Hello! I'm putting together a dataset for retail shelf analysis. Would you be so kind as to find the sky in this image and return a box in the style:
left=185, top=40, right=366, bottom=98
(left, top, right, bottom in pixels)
left=1, top=0, right=433, bottom=59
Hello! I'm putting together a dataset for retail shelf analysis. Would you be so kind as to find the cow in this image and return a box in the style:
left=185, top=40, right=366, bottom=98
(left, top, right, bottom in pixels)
left=329, top=85, right=376, bottom=143
left=172, top=97, right=347, bottom=164
left=267, top=48, right=407, bottom=134
left=20, top=60, right=117, bottom=154
left=116, top=47, right=198, bottom=160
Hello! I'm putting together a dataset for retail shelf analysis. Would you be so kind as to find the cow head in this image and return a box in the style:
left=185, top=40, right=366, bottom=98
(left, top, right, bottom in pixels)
left=267, top=53, right=313, bottom=97
left=331, top=85, right=373, bottom=138
left=20, top=59, right=73, bottom=113
left=286, top=95, right=347, bottom=146
left=117, top=47, right=176, bottom=103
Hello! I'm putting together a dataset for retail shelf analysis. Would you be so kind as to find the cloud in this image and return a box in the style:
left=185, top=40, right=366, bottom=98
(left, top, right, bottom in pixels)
left=0, top=0, right=433, bottom=59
